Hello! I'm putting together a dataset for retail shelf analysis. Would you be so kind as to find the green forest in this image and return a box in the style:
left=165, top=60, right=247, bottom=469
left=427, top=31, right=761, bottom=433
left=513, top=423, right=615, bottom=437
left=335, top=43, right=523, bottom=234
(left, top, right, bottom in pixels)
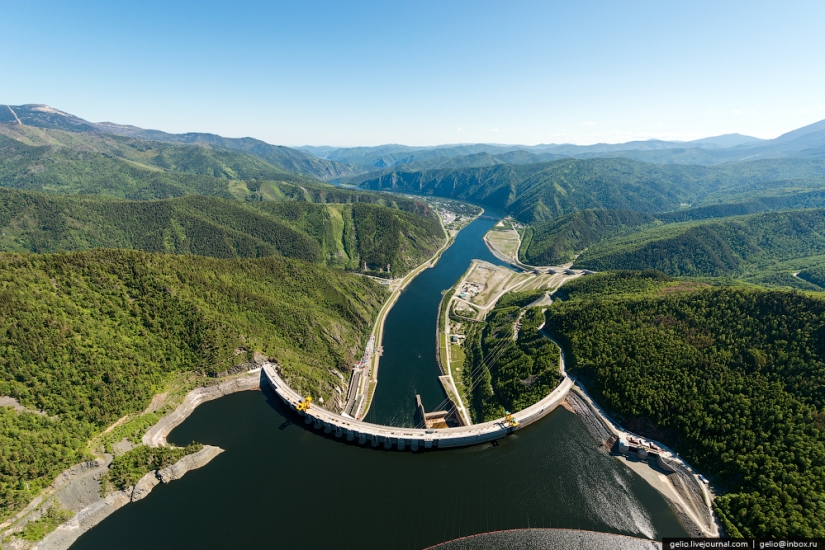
left=572, top=208, right=825, bottom=281
left=0, top=249, right=384, bottom=518
left=459, top=290, right=561, bottom=422
left=0, top=133, right=265, bottom=200
left=101, top=443, right=203, bottom=494
left=0, top=127, right=365, bottom=201
left=543, top=271, right=825, bottom=538
left=0, top=120, right=450, bottom=523
left=514, top=204, right=825, bottom=293
left=519, top=195, right=825, bottom=266
left=356, top=156, right=825, bottom=223
left=520, top=209, right=655, bottom=265
left=0, top=189, right=444, bottom=275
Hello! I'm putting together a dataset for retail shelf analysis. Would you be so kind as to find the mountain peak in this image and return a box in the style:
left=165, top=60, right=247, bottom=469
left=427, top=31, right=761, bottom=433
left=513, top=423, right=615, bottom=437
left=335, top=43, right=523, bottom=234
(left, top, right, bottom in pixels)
left=687, top=133, right=763, bottom=148
left=773, top=118, right=825, bottom=143
left=3, top=104, right=98, bottom=132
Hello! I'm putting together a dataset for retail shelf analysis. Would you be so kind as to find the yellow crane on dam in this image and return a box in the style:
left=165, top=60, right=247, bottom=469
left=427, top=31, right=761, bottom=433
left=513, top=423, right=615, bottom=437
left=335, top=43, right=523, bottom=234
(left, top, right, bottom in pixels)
left=504, top=411, right=518, bottom=427
left=297, top=396, right=313, bottom=412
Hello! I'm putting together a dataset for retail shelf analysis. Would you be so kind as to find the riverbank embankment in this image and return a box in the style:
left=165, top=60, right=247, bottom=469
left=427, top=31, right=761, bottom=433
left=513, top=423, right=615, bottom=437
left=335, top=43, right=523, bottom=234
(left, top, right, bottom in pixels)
left=353, top=211, right=474, bottom=419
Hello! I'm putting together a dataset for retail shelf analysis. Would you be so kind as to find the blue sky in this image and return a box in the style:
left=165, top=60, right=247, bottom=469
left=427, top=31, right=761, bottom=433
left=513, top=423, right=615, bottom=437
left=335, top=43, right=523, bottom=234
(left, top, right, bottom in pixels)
left=3, top=1, right=824, bottom=146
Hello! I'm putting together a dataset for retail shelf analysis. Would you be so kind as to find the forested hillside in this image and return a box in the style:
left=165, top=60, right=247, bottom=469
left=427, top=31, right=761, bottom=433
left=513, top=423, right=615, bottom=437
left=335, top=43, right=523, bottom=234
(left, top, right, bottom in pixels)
left=356, top=157, right=825, bottom=222
left=0, top=124, right=309, bottom=182
left=520, top=209, right=655, bottom=265
left=0, top=133, right=244, bottom=199
left=572, top=208, right=825, bottom=279
left=521, top=188, right=825, bottom=266
left=459, top=291, right=560, bottom=422
left=0, top=115, right=446, bottom=523
left=544, top=271, right=825, bottom=538
left=0, top=128, right=443, bottom=216
left=799, top=265, right=825, bottom=289
left=92, top=124, right=364, bottom=181
left=1, top=105, right=361, bottom=181
left=0, top=190, right=445, bottom=274
left=0, top=250, right=384, bottom=518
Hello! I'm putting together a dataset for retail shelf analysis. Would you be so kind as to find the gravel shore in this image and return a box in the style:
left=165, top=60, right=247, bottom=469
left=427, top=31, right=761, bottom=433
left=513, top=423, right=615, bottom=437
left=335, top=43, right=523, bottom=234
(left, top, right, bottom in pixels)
left=143, top=368, right=263, bottom=447
left=564, top=389, right=718, bottom=537
left=1, top=369, right=263, bottom=550
left=35, top=446, right=224, bottom=550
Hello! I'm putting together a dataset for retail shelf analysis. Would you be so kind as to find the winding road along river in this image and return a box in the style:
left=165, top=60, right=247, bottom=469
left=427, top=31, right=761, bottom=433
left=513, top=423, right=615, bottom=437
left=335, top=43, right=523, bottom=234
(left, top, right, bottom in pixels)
left=71, top=213, right=689, bottom=549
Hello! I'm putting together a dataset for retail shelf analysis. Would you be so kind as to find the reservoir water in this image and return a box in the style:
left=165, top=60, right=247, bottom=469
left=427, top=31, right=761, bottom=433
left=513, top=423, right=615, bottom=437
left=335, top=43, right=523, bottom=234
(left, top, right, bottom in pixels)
left=71, top=214, right=689, bottom=549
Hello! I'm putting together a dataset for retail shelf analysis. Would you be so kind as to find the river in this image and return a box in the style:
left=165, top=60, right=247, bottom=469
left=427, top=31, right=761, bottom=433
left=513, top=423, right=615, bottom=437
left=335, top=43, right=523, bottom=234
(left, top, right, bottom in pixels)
left=365, top=211, right=507, bottom=426
left=71, top=213, right=689, bottom=548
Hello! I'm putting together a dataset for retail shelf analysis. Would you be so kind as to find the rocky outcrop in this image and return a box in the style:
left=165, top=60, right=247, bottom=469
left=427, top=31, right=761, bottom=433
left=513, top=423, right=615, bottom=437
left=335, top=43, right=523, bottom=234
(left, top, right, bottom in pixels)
left=131, top=445, right=223, bottom=502
left=129, top=472, right=160, bottom=502
left=157, top=446, right=224, bottom=484
left=35, top=491, right=131, bottom=550
left=0, top=396, right=48, bottom=417
left=34, top=445, right=223, bottom=550
left=0, top=460, right=110, bottom=536
left=143, top=369, right=263, bottom=447
left=50, top=459, right=106, bottom=491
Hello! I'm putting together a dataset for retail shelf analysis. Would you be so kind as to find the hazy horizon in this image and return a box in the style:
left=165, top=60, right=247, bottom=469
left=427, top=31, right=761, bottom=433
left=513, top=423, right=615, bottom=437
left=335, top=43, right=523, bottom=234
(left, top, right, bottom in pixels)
left=3, top=1, right=824, bottom=147
left=11, top=102, right=819, bottom=151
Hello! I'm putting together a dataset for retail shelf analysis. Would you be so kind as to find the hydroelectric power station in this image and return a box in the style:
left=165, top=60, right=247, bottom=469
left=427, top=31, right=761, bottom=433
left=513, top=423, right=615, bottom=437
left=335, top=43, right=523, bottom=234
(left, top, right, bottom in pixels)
left=263, top=362, right=572, bottom=450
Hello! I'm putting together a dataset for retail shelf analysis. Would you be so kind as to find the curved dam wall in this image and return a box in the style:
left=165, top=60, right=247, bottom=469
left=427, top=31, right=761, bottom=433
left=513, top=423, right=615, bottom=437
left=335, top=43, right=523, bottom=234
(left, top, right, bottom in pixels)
left=264, top=364, right=572, bottom=451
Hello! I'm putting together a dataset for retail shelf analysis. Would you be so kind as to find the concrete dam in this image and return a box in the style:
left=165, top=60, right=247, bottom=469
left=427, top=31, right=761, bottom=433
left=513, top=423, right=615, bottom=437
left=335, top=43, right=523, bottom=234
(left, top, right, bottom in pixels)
left=264, top=363, right=572, bottom=451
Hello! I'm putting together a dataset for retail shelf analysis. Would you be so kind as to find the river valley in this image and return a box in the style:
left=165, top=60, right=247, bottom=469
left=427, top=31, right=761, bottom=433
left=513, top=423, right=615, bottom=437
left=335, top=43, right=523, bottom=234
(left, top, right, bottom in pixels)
left=70, top=212, right=690, bottom=548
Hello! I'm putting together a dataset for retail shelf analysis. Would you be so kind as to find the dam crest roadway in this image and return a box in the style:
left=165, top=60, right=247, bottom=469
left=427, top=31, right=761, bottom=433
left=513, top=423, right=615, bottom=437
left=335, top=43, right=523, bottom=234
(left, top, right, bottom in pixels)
left=264, top=363, right=573, bottom=450
left=264, top=208, right=581, bottom=450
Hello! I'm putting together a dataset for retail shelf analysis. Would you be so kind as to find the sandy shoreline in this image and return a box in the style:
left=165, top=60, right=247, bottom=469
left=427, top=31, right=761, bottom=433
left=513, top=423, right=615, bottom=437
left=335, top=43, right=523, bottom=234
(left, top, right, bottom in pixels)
left=564, top=386, right=720, bottom=537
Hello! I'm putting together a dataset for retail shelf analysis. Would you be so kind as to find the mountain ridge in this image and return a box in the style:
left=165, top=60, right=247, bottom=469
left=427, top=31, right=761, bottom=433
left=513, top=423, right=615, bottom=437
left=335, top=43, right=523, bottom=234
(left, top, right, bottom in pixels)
left=1, top=104, right=364, bottom=181
left=301, top=118, right=825, bottom=169
left=355, top=156, right=825, bottom=223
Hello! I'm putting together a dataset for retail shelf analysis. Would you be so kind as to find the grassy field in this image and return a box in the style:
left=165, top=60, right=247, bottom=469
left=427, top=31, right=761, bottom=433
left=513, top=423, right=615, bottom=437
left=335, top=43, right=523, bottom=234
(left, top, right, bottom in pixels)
left=449, top=343, right=467, bottom=406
